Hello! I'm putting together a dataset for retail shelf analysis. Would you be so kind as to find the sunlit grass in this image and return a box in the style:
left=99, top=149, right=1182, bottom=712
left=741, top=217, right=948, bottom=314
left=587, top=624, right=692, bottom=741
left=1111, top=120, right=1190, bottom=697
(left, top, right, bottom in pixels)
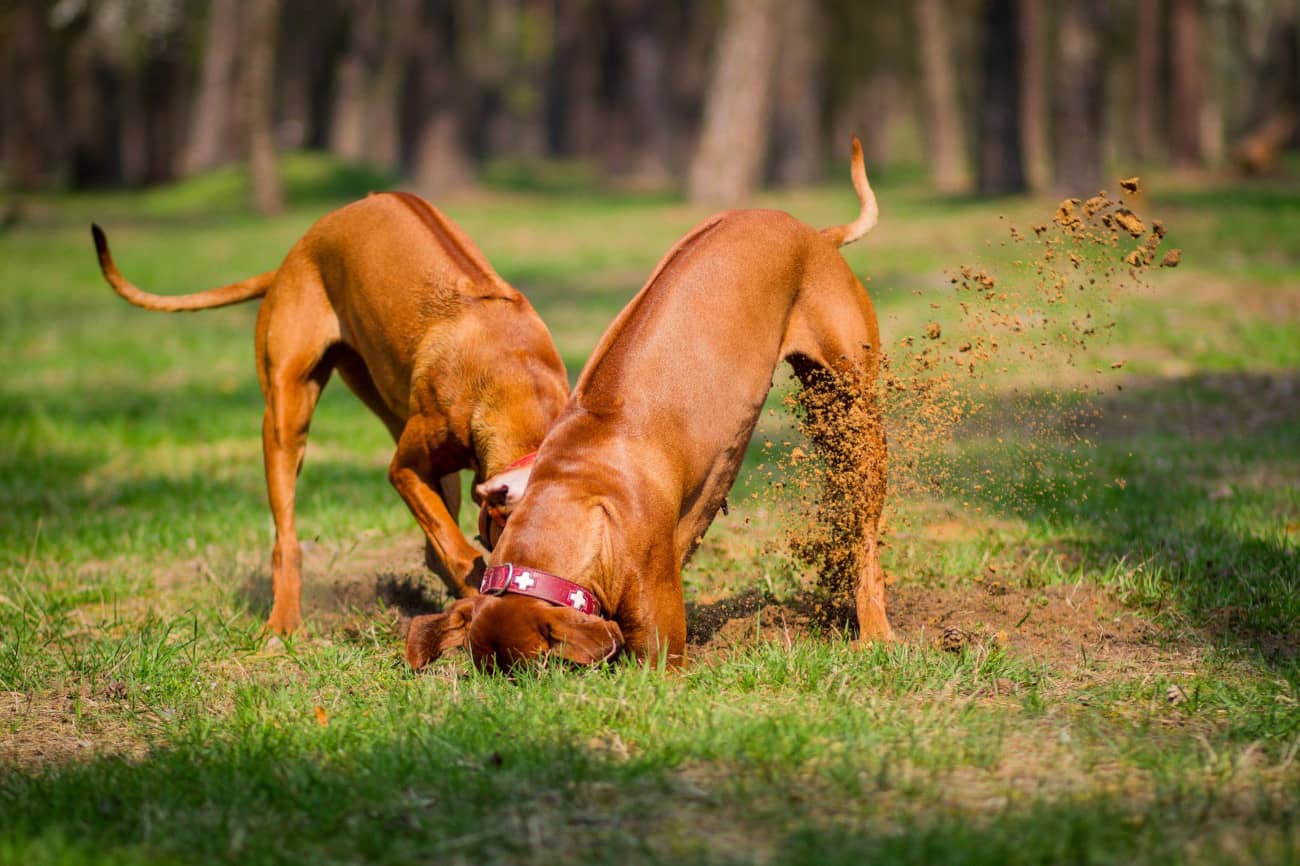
left=1, top=157, right=1297, bottom=864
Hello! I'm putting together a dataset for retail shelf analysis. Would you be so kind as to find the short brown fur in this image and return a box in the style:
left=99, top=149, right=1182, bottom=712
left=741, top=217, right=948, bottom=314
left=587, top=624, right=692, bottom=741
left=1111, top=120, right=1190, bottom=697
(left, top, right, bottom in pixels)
left=407, top=139, right=892, bottom=670
left=93, top=192, right=569, bottom=633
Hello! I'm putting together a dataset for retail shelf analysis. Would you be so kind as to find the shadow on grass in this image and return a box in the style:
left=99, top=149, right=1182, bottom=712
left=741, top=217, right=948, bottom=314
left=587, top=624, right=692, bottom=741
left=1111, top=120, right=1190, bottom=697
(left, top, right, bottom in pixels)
left=948, top=370, right=1299, bottom=669
left=0, top=721, right=1292, bottom=866
left=233, top=568, right=446, bottom=626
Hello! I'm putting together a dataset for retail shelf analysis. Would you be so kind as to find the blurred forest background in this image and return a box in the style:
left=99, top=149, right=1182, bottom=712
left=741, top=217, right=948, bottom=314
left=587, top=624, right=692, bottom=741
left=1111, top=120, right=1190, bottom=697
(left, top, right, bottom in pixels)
left=2, top=0, right=1298, bottom=212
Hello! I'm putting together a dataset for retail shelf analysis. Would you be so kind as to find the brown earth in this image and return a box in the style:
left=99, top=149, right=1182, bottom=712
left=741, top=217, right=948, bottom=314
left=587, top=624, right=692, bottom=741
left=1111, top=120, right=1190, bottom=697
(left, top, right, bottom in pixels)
left=684, top=579, right=1182, bottom=676
left=200, top=529, right=1193, bottom=683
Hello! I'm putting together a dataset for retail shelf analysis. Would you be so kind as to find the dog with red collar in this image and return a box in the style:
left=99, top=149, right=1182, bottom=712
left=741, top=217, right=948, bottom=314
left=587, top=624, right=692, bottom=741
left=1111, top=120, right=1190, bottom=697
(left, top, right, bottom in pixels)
left=407, top=139, right=893, bottom=670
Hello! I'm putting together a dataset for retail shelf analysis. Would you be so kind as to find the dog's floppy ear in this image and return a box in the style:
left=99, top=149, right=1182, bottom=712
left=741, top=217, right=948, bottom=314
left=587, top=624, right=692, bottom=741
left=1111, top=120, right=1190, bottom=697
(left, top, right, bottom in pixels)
left=406, top=596, right=486, bottom=670
left=476, top=505, right=501, bottom=551
left=541, top=606, right=624, bottom=665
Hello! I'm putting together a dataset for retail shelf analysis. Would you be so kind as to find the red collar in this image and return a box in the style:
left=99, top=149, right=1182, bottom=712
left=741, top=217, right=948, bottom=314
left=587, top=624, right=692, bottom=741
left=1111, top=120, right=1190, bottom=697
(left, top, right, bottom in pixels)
left=480, top=563, right=602, bottom=617
left=503, top=451, right=538, bottom=472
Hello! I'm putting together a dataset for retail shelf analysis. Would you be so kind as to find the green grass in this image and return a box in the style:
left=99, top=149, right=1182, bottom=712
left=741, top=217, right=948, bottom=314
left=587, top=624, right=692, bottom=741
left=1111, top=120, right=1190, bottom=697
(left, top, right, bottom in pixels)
left=1, top=154, right=1297, bottom=864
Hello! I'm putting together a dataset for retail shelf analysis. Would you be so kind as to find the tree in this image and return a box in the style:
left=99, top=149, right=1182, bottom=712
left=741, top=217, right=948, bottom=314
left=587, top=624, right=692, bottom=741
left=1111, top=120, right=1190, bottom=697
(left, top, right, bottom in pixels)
left=1230, top=1, right=1299, bottom=175
left=3, top=0, right=61, bottom=189
left=329, top=0, right=382, bottom=164
left=1169, top=0, right=1205, bottom=167
left=1134, top=0, right=1161, bottom=161
left=770, top=0, right=824, bottom=187
left=408, top=0, right=474, bottom=194
left=1053, top=0, right=1108, bottom=195
left=688, top=0, right=780, bottom=206
left=977, top=0, right=1025, bottom=195
left=66, top=8, right=124, bottom=187
left=623, top=0, right=676, bottom=182
left=183, top=0, right=241, bottom=173
left=242, top=0, right=283, bottom=214
left=1018, top=0, right=1049, bottom=189
left=914, top=0, right=968, bottom=192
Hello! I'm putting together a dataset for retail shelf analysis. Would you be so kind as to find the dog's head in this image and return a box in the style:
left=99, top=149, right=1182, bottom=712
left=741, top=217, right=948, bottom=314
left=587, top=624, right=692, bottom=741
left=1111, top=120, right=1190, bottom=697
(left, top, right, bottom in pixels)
left=406, top=594, right=623, bottom=672
left=473, top=459, right=537, bottom=549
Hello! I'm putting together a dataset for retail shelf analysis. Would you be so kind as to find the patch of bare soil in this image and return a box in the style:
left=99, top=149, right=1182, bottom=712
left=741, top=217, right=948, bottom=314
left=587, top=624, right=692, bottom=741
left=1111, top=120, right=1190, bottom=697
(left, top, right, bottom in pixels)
left=170, top=530, right=1187, bottom=681
left=1, top=686, right=148, bottom=766
left=687, top=580, right=1192, bottom=678
left=230, top=534, right=446, bottom=632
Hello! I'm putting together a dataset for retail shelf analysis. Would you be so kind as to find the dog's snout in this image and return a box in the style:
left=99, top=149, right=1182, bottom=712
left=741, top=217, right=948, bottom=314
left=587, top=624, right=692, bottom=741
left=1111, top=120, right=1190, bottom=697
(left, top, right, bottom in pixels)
left=474, top=479, right=509, bottom=507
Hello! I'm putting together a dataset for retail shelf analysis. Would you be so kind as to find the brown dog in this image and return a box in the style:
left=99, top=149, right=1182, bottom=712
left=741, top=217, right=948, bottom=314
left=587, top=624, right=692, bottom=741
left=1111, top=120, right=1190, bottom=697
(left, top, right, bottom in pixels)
left=93, top=192, right=569, bottom=634
left=406, top=140, right=892, bottom=671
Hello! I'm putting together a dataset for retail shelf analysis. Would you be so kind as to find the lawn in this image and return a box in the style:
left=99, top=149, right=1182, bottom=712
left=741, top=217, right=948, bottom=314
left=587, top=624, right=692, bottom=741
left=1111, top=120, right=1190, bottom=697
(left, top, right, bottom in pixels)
left=1, top=154, right=1297, bottom=865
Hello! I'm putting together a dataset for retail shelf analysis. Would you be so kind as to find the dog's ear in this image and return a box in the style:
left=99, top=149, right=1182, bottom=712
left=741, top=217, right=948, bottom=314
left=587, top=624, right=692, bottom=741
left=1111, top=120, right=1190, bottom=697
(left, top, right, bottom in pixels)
left=476, top=505, right=501, bottom=551
left=541, top=607, right=624, bottom=665
left=405, top=597, right=485, bottom=670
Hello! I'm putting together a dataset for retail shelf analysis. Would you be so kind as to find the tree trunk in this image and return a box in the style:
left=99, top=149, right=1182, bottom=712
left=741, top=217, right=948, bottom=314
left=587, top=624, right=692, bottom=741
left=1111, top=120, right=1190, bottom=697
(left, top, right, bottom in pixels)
left=914, top=0, right=969, bottom=192
left=141, top=39, right=188, bottom=185
left=183, top=0, right=241, bottom=174
left=1134, top=0, right=1161, bottom=161
left=364, top=0, right=417, bottom=171
left=1018, top=0, right=1049, bottom=189
left=625, top=0, right=674, bottom=182
left=667, top=0, right=720, bottom=172
left=3, top=0, right=60, bottom=189
left=242, top=0, right=283, bottom=214
left=409, top=0, right=473, bottom=194
left=330, top=0, right=380, bottom=162
left=833, top=70, right=900, bottom=169
left=978, top=0, right=1025, bottom=195
left=1230, top=2, right=1299, bottom=174
left=1053, top=0, right=1108, bottom=195
left=276, top=0, right=332, bottom=152
left=771, top=0, right=824, bottom=187
left=687, top=0, right=780, bottom=207
left=66, top=15, right=123, bottom=187
left=544, top=0, right=581, bottom=157
left=1169, top=0, right=1204, bottom=167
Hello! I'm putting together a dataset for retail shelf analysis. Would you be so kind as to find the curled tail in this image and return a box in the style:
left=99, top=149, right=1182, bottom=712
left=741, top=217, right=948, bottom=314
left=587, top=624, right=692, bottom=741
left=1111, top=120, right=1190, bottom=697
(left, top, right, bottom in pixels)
left=820, top=136, right=879, bottom=248
left=92, top=224, right=275, bottom=312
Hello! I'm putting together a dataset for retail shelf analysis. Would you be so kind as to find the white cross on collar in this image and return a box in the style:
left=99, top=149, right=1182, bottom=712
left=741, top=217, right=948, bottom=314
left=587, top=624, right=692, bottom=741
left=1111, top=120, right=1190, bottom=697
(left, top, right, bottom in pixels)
left=514, top=571, right=535, bottom=590
left=568, top=589, right=588, bottom=611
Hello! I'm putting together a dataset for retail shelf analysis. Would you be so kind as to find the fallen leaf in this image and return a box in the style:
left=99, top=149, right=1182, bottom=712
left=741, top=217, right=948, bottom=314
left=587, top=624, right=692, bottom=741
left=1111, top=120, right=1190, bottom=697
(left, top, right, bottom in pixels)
left=314, top=705, right=329, bottom=726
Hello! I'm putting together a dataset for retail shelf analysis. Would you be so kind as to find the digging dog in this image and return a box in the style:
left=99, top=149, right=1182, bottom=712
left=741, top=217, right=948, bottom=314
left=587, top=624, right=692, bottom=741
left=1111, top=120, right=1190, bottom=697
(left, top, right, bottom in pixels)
left=93, top=192, right=569, bottom=634
left=406, top=139, right=893, bottom=670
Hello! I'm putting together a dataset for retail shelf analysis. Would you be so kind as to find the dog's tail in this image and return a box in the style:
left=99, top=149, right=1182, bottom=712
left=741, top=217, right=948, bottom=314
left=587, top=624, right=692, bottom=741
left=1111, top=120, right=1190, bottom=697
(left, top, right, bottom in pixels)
left=820, top=136, right=879, bottom=248
left=92, top=224, right=275, bottom=312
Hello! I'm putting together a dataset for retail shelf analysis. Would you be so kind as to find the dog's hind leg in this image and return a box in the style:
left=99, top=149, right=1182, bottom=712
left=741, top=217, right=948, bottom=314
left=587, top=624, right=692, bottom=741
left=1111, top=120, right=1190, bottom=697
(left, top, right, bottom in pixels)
left=255, top=271, right=340, bottom=635
left=784, top=263, right=894, bottom=643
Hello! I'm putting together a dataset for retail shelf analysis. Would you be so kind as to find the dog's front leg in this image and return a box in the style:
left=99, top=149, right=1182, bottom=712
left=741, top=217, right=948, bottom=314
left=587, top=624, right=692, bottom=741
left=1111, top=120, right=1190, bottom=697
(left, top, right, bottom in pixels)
left=389, top=421, right=484, bottom=598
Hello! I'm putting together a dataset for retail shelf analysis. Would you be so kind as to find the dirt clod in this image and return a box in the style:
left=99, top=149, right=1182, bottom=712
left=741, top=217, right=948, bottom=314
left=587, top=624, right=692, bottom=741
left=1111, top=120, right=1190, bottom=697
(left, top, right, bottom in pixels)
left=1113, top=209, right=1146, bottom=238
left=940, top=625, right=967, bottom=653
